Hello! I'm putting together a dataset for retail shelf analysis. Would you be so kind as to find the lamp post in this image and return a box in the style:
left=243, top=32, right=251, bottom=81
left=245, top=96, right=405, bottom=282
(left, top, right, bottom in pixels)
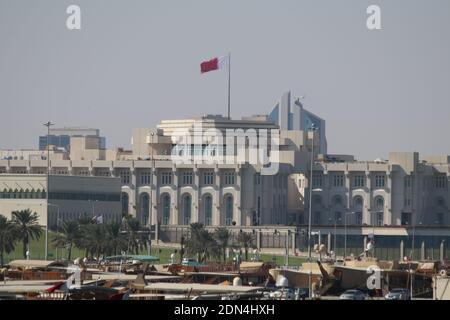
left=307, top=124, right=317, bottom=299
left=344, top=211, right=355, bottom=260
left=43, top=121, right=54, bottom=261
left=410, top=221, right=422, bottom=300
left=48, top=203, right=60, bottom=260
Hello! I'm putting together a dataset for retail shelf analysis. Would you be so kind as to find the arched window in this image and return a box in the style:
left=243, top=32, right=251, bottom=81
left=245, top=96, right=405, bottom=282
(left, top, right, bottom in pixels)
left=375, top=196, right=384, bottom=210
left=162, top=194, right=170, bottom=225
left=30, top=189, right=36, bottom=199
left=13, top=189, right=19, bottom=199
left=204, top=195, right=212, bottom=226
left=182, top=194, right=191, bottom=225
left=333, top=195, right=343, bottom=206
left=122, top=192, right=129, bottom=216
left=436, top=197, right=446, bottom=207
left=225, top=195, right=233, bottom=226
left=24, top=189, right=30, bottom=199
left=354, top=196, right=363, bottom=208
left=140, top=193, right=150, bottom=226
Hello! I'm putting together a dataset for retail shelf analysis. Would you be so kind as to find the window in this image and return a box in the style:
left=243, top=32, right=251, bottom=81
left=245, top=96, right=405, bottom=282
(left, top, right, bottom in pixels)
left=203, top=171, right=214, bottom=185
left=182, top=194, right=191, bottom=225
left=437, top=197, right=445, bottom=207
left=256, top=196, right=261, bottom=225
left=333, top=195, right=343, bottom=206
left=436, top=213, right=444, bottom=225
left=224, top=171, right=235, bottom=185
left=314, top=211, right=321, bottom=224
left=401, top=212, right=411, bottom=226
left=140, top=171, right=151, bottom=185
left=78, top=170, right=90, bottom=176
left=204, top=195, right=212, bottom=226
left=404, top=176, right=412, bottom=188
left=355, top=212, right=362, bottom=225
left=312, top=173, right=323, bottom=188
left=141, top=194, right=150, bottom=225
left=334, top=212, right=342, bottom=224
left=376, top=212, right=384, bottom=226
left=255, top=173, right=261, bottom=185
left=404, top=198, right=411, bottom=207
left=375, top=175, right=385, bottom=188
left=313, top=195, right=322, bottom=206
left=162, top=194, right=170, bottom=225
left=333, top=173, right=344, bottom=187
left=435, top=175, right=447, bottom=189
left=354, top=196, right=363, bottom=208
left=122, top=192, right=129, bottom=215
left=161, top=171, right=172, bottom=185
left=353, top=175, right=365, bottom=188
left=225, top=195, right=233, bottom=226
left=120, top=170, right=130, bottom=184
left=182, top=171, right=193, bottom=185
left=375, top=197, right=384, bottom=210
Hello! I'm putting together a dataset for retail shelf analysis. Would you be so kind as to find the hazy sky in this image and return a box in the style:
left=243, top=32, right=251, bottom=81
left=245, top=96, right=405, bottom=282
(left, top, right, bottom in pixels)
left=0, top=0, right=449, bottom=160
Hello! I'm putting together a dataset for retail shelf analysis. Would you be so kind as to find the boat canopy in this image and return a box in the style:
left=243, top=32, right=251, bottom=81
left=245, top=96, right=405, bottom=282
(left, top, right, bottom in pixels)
left=104, top=255, right=159, bottom=262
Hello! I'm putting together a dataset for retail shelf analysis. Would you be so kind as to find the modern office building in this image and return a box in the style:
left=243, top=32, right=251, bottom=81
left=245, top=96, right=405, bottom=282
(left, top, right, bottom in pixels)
left=39, top=127, right=106, bottom=151
left=0, top=174, right=122, bottom=228
left=268, top=91, right=327, bottom=155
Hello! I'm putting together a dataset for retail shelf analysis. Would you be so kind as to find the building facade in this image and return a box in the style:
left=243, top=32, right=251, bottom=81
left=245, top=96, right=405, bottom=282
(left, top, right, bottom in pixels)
left=0, top=174, right=122, bottom=227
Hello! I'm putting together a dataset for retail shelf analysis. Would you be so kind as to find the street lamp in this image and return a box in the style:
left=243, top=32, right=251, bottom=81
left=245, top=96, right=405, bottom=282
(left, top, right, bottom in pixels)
left=307, top=124, right=317, bottom=299
left=89, top=199, right=98, bottom=217
left=43, top=121, right=54, bottom=261
left=48, top=203, right=60, bottom=260
left=344, top=211, right=356, bottom=260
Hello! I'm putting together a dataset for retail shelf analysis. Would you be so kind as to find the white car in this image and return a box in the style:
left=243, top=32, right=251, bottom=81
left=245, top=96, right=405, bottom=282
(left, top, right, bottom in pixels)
left=339, top=290, right=367, bottom=300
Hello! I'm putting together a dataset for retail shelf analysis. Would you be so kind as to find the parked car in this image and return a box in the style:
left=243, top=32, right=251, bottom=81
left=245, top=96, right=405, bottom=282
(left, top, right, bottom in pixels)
left=339, top=290, right=367, bottom=300
left=295, top=288, right=309, bottom=300
left=385, top=288, right=411, bottom=300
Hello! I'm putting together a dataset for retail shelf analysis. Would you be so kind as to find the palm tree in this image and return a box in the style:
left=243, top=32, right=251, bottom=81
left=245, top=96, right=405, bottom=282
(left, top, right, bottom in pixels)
left=123, top=217, right=148, bottom=255
left=0, top=216, right=17, bottom=266
left=83, top=224, right=107, bottom=261
left=11, top=209, right=43, bottom=259
left=237, top=232, right=255, bottom=261
left=52, top=220, right=81, bottom=261
left=105, top=221, right=127, bottom=256
left=214, top=227, right=231, bottom=262
left=185, top=223, right=219, bottom=262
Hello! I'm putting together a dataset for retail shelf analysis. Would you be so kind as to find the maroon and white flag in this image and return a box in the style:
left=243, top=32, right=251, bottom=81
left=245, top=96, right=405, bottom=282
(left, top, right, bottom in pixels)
left=200, top=55, right=229, bottom=74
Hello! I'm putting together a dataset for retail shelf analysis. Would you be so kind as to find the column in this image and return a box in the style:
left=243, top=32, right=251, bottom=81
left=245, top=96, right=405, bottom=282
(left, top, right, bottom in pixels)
left=131, top=167, right=137, bottom=218
left=291, top=231, right=296, bottom=254
left=192, top=166, right=199, bottom=223
left=345, top=171, right=351, bottom=209
left=214, top=167, right=221, bottom=226
left=151, top=167, right=158, bottom=226
left=400, top=240, right=404, bottom=261
left=365, top=171, right=372, bottom=225
left=421, top=241, right=425, bottom=261
left=172, top=167, right=179, bottom=225
left=328, top=233, right=332, bottom=254
left=235, top=166, right=242, bottom=226
left=386, top=171, right=392, bottom=224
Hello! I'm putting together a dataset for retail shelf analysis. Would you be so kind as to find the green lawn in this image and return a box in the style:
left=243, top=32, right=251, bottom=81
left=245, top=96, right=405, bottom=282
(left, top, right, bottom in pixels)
left=4, top=236, right=306, bottom=267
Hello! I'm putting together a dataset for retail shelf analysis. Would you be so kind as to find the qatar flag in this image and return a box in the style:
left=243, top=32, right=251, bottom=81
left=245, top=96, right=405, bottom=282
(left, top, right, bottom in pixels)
left=200, top=55, right=229, bottom=74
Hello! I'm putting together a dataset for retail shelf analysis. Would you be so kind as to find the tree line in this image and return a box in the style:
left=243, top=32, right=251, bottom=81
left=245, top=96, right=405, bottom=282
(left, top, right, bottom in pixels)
left=0, top=209, right=149, bottom=266
left=183, top=223, right=256, bottom=263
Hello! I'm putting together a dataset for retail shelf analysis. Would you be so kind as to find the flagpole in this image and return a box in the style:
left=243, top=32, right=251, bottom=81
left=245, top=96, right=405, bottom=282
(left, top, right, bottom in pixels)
left=227, top=52, right=231, bottom=119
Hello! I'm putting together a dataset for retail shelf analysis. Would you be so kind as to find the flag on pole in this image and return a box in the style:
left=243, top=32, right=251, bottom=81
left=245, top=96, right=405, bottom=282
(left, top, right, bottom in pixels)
left=200, top=53, right=232, bottom=119
left=200, top=55, right=229, bottom=74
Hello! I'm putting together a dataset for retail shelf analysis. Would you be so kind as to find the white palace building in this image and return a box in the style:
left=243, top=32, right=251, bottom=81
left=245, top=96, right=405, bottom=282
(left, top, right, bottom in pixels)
left=1, top=91, right=450, bottom=257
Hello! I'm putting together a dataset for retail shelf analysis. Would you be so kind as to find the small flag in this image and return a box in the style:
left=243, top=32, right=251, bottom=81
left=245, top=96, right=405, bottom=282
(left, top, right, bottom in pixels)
left=200, top=55, right=229, bottom=74
left=96, top=215, right=103, bottom=224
